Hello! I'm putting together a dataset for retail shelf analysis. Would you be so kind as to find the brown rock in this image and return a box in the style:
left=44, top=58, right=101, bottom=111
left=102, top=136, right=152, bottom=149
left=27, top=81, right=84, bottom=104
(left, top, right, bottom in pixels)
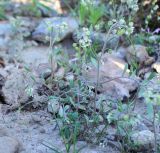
left=126, top=45, right=154, bottom=65
left=83, top=53, right=139, bottom=100
left=2, top=68, right=28, bottom=107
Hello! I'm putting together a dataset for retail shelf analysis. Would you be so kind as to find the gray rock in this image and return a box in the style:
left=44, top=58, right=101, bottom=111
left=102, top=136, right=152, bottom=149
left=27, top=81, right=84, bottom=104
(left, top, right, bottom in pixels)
left=48, top=98, right=60, bottom=114
left=0, top=136, right=21, bottom=153
left=14, top=17, right=39, bottom=35
left=32, top=17, right=79, bottom=43
left=0, top=22, right=12, bottom=36
left=19, top=46, right=49, bottom=66
left=0, top=18, right=37, bottom=37
left=131, top=130, right=154, bottom=148
left=0, top=22, right=12, bottom=51
left=0, top=18, right=38, bottom=51
left=73, top=30, right=119, bottom=50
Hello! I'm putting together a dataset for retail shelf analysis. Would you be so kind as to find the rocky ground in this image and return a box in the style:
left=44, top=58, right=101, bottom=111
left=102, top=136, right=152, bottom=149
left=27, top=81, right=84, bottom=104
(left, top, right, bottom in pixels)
left=0, top=1, right=160, bottom=153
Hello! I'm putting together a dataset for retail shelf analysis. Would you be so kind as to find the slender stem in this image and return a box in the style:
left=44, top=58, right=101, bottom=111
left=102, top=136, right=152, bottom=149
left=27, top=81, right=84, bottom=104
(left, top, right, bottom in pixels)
left=153, top=106, right=158, bottom=153
left=94, top=22, right=119, bottom=111
left=100, top=76, right=139, bottom=84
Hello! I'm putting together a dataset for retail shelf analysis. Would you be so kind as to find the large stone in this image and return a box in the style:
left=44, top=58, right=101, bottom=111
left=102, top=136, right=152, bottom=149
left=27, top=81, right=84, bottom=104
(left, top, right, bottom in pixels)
left=19, top=46, right=49, bottom=66
left=114, top=45, right=155, bottom=66
left=32, top=17, right=79, bottom=43
left=2, top=68, right=29, bottom=107
left=0, top=136, right=21, bottom=153
left=126, top=45, right=154, bottom=65
left=2, top=68, right=48, bottom=109
left=83, top=53, right=139, bottom=100
left=0, top=18, right=38, bottom=52
left=19, top=46, right=60, bottom=78
left=0, top=18, right=37, bottom=38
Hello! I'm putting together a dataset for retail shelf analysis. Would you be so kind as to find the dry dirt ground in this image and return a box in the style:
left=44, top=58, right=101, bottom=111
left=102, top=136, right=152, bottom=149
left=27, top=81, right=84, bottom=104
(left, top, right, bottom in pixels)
left=0, top=108, right=119, bottom=153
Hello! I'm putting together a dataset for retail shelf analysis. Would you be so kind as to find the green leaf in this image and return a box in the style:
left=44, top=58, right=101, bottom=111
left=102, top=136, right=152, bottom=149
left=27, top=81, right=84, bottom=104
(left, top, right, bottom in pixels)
left=91, top=57, right=97, bottom=67
left=146, top=72, right=156, bottom=81
left=146, top=103, right=154, bottom=119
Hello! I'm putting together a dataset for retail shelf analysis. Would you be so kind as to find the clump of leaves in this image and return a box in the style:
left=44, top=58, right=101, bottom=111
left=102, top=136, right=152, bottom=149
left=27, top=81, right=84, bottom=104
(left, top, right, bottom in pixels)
left=107, top=101, right=141, bottom=152
left=78, top=1, right=105, bottom=28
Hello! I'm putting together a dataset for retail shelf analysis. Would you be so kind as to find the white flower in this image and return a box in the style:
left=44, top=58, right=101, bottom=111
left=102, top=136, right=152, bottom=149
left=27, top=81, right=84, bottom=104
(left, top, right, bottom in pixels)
left=78, top=27, right=92, bottom=48
left=59, top=22, right=68, bottom=32
left=25, top=87, right=34, bottom=97
left=46, top=21, right=54, bottom=32
left=120, top=0, right=139, bottom=12
left=153, top=5, right=159, bottom=11
left=119, top=19, right=126, bottom=25
left=129, top=22, right=134, bottom=27
left=110, top=19, right=134, bottom=36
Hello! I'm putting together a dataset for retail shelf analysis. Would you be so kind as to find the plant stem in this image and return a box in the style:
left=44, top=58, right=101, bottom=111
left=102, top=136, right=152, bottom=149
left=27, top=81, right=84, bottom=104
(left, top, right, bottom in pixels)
left=153, top=106, right=158, bottom=153
left=94, top=22, right=119, bottom=111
